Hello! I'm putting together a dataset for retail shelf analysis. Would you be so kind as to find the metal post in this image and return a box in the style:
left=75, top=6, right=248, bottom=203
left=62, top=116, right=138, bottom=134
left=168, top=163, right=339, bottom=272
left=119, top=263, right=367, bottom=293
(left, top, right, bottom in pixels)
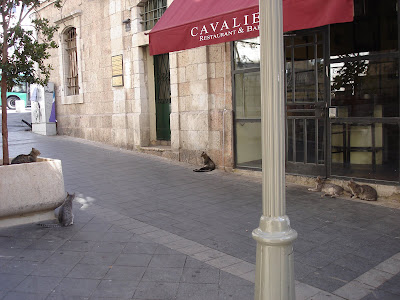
left=252, top=0, right=297, bottom=299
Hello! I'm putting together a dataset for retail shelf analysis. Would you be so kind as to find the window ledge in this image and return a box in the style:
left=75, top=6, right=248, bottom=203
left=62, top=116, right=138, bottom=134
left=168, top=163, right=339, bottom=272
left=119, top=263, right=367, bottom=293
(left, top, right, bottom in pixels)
left=61, top=94, right=83, bottom=105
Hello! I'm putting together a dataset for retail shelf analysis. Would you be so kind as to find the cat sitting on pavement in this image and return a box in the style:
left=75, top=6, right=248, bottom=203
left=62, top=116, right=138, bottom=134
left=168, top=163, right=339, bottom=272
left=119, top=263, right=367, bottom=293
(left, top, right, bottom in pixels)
left=37, top=193, right=75, bottom=227
left=193, top=152, right=215, bottom=172
left=348, top=179, right=378, bottom=201
left=308, top=176, right=344, bottom=198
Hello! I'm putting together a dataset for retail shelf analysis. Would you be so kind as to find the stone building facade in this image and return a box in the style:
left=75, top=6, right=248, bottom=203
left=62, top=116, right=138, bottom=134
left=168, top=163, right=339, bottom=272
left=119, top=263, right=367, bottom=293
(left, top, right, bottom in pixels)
left=37, top=0, right=234, bottom=169
left=38, top=0, right=400, bottom=197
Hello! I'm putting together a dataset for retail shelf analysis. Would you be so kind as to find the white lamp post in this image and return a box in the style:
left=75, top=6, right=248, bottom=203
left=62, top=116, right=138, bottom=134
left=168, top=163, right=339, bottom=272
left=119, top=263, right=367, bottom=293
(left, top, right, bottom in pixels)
left=252, top=0, right=297, bottom=299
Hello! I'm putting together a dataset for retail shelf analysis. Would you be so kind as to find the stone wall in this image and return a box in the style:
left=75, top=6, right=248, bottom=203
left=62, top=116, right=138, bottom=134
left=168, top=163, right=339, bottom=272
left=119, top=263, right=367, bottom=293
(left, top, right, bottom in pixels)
left=39, top=0, right=134, bottom=149
left=171, top=44, right=233, bottom=168
left=39, top=0, right=235, bottom=169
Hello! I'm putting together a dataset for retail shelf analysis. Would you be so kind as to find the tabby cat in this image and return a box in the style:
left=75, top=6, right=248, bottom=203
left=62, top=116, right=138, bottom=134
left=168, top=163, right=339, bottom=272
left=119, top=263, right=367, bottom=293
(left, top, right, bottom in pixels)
left=38, top=193, right=75, bottom=227
left=193, top=152, right=215, bottom=172
left=11, top=148, right=41, bottom=164
left=348, top=179, right=378, bottom=201
left=308, top=176, right=344, bottom=198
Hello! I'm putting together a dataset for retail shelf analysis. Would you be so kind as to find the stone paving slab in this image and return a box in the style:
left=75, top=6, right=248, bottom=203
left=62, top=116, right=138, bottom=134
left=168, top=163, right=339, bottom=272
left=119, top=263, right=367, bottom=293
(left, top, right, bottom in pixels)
left=0, top=111, right=399, bottom=299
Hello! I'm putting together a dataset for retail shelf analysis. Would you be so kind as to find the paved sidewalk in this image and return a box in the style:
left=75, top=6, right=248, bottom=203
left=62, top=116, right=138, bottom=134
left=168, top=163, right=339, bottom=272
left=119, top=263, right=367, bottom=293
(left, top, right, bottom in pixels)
left=0, top=111, right=399, bottom=300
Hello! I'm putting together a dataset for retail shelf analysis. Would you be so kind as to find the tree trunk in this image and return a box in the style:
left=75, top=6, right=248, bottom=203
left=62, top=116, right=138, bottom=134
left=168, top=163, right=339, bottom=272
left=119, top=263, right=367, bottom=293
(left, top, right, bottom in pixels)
left=2, top=7, right=9, bottom=165
left=1, top=76, right=8, bottom=165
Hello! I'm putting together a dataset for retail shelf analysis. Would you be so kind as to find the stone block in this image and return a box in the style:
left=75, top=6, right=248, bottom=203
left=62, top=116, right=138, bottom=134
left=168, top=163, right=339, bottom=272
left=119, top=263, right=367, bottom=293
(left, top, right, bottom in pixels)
left=190, top=80, right=208, bottom=95
left=177, top=67, right=186, bottom=83
left=112, top=128, right=128, bottom=147
left=179, top=149, right=201, bottom=165
left=110, top=26, right=123, bottom=40
left=133, top=59, right=145, bottom=74
left=215, top=61, right=231, bottom=79
left=169, top=52, right=178, bottom=69
left=113, top=100, right=127, bottom=114
left=113, top=89, right=126, bottom=102
left=180, top=112, right=208, bottom=131
left=185, top=64, right=199, bottom=82
left=171, top=130, right=180, bottom=150
left=177, top=51, right=190, bottom=67
left=112, top=114, right=127, bottom=129
left=132, top=32, right=149, bottom=47
left=186, top=94, right=208, bottom=111
left=210, top=93, right=233, bottom=110
left=207, top=63, right=216, bottom=78
left=170, top=68, right=178, bottom=84
left=178, top=82, right=191, bottom=97
left=197, top=63, right=208, bottom=80
left=209, top=78, right=224, bottom=94
left=209, top=130, right=221, bottom=150
left=191, top=47, right=207, bottom=64
left=171, top=84, right=179, bottom=103
left=170, top=113, right=179, bottom=131
left=110, top=12, right=122, bottom=27
left=109, top=0, right=116, bottom=15
left=209, top=110, right=223, bottom=131
left=115, top=0, right=122, bottom=13
left=180, top=130, right=208, bottom=150
left=208, top=45, right=222, bottom=63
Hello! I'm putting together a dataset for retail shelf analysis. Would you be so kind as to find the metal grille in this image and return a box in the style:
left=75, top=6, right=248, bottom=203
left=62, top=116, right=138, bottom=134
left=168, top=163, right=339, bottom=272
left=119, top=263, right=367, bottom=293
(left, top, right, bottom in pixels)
left=142, top=0, right=167, bottom=31
left=65, top=28, right=79, bottom=95
left=154, top=53, right=171, bottom=104
left=154, top=53, right=171, bottom=140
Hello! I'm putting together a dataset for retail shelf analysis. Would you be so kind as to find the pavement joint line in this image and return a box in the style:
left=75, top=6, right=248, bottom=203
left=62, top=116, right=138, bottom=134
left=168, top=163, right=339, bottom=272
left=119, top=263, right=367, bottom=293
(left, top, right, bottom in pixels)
left=81, top=203, right=332, bottom=298
left=332, top=251, right=400, bottom=300
left=82, top=202, right=400, bottom=299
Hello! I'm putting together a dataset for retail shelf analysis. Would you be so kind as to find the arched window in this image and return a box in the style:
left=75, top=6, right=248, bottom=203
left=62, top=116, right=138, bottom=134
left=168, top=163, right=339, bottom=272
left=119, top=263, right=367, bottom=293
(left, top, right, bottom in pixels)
left=64, top=27, right=79, bottom=95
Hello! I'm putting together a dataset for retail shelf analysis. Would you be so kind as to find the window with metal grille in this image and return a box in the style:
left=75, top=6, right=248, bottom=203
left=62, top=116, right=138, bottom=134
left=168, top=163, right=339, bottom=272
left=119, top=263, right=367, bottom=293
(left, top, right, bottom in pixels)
left=65, top=27, right=79, bottom=95
left=142, top=0, right=167, bottom=31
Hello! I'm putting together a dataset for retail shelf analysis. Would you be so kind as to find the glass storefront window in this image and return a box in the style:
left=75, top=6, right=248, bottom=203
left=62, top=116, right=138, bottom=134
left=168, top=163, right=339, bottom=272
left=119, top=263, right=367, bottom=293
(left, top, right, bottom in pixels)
left=233, top=0, right=400, bottom=182
left=235, top=73, right=261, bottom=119
left=234, top=37, right=260, bottom=69
left=331, top=57, right=399, bottom=118
left=330, top=0, right=398, bottom=57
left=285, top=32, right=325, bottom=103
left=331, top=122, right=399, bottom=181
left=234, top=37, right=262, bottom=169
left=329, top=0, right=400, bottom=182
left=235, top=122, right=262, bottom=168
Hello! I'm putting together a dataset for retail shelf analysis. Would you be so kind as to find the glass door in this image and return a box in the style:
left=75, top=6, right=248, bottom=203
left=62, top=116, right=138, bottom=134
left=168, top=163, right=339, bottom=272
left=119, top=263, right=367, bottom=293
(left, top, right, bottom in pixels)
left=285, top=28, right=329, bottom=176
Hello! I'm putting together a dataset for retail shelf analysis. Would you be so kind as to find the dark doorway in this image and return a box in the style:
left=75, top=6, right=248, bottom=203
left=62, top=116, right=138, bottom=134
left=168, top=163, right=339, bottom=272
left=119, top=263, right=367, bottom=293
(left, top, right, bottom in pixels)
left=154, top=53, right=171, bottom=141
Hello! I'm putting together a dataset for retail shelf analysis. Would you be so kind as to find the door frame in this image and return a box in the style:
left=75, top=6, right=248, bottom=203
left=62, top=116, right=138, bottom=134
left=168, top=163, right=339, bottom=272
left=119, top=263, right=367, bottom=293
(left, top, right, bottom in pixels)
left=284, top=26, right=330, bottom=177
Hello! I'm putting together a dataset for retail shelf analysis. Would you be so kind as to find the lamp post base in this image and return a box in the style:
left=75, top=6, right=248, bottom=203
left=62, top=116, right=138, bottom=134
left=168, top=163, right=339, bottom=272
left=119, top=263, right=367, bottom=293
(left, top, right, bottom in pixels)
left=252, top=215, right=297, bottom=300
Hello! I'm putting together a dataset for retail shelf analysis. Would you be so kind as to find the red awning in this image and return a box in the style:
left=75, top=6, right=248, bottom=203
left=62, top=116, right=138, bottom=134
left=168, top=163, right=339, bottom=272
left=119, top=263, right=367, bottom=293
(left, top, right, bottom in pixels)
left=149, top=0, right=354, bottom=55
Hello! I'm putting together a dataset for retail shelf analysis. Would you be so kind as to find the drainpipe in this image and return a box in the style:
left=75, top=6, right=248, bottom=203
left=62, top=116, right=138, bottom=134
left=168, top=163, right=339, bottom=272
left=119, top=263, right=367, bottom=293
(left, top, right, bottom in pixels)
left=252, top=0, right=297, bottom=299
left=222, top=42, right=227, bottom=170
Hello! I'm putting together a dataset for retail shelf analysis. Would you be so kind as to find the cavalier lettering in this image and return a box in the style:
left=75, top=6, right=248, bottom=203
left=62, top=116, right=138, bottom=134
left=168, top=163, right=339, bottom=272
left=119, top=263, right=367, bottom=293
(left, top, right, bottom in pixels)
left=190, top=12, right=259, bottom=37
left=253, top=12, right=259, bottom=24
left=247, top=25, right=260, bottom=32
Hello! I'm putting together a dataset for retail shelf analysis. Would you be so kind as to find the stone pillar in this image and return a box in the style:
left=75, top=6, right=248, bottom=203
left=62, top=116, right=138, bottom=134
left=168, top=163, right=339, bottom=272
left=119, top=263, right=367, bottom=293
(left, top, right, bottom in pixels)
left=110, top=0, right=128, bottom=148
left=252, top=0, right=297, bottom=299
left=131, top=1, right=151, bottom=148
